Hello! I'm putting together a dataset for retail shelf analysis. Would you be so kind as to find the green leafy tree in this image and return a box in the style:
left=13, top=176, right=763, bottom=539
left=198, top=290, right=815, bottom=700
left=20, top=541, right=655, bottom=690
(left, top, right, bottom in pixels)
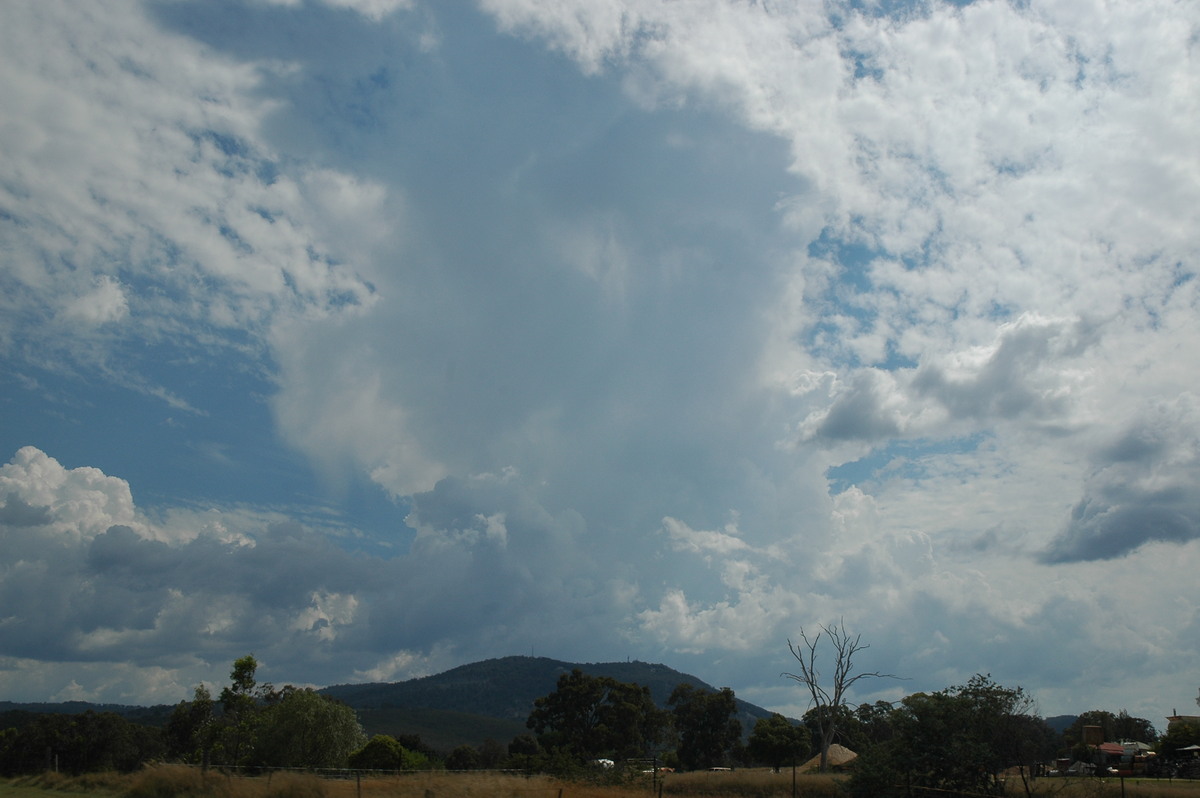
left=254, top=687, right=366, bottom=768
left=1159, top=721, right=1200, bottom=755
left=215, top=654, right=269, bottom=766
left=507, top=734, right=540, bottom=770
left=801, top=704, right=868, bottom=754
left=1114, top=710, right=1158, bottom=743
left=0, top=711, right=164, bottom=775
left=445, top=744, right=481, bottom=770
left=1062, top=709, right=1116, bottom=755
left=349, top=734, right=429, bottom=771
left=349, top=735, right=405, bottom=770
left=748, top=713, right=810, bottom=771
left=848, top=674, right=1051, bottom=798
left=478, top=738, right=506, bottom=769
left=527, top=669, right=669, bottom=761
left=1063, top=709, right=1157, bottom=755
left=854, top=700, right=896, bottom=747
left=165, top=685, right=215, bottom=763
left=668, top=684, right=742, bottom=771
left=391, top=733, right=438, bottom=763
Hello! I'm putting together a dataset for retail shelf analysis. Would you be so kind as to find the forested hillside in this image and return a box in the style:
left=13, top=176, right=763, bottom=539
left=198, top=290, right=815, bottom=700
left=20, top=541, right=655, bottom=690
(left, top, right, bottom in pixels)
left=320, top=655, right=774, bottom=737
left=1, top=657, right=776, bottom=753
left=0, top=702, right=174, bottom=727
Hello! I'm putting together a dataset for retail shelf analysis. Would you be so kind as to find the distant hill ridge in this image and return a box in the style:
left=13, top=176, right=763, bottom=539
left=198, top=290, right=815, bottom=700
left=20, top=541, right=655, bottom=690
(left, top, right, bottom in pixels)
left=320, top=655, right=776, bottom=729
left=2, top=656, right=780, bottom=753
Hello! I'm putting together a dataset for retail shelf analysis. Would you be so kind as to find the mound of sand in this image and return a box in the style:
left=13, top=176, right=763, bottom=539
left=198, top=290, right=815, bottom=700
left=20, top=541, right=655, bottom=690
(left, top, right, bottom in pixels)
left=799, top=744, right=857, bottom=772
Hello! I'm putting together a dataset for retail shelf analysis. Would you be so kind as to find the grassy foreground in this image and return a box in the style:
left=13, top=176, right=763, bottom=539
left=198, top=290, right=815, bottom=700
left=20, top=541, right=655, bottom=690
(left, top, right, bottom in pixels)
left=3, top=766, right=1200, bottom=798
left=2, top=766, right=845, bottom=798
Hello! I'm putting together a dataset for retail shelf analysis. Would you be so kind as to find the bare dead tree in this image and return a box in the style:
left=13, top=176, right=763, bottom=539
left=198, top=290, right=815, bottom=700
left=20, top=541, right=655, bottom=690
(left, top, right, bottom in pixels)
left=782, top=620, right=899, bottom=772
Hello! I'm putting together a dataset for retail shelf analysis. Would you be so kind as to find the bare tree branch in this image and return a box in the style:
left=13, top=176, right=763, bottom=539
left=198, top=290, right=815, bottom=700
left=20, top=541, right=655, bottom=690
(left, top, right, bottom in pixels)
left=782, top=620, right=900, bottom=772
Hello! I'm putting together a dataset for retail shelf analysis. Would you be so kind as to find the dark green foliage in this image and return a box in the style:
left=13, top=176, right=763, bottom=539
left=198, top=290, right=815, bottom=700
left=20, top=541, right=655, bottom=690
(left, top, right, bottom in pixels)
left=854, top=699, right=896, bottom=746
left=214, top=654, right=268, bottom=766
left=162, top=655, right=368, bottom=770
left=0, top=710, right=164, bottom=775
left=0, top=657, right=783, bottom=762
left=506, top=733, right=540, bottom=770
left=346, top=734, right=433, bottom=771
left=1159, top=720, right=1200, bottom=754
left=389, top=732, right=438, bottom=763
left=444, top=744, right=481, bottom=770
left=527, top=669, right=670, bottom=761
left=668, top=684, right=742, bottom=771
left=801, top=705, right=867, bottom=754
left=1062, top=709, right=1158, bottom=748
left=1113, top=709, right=1158, bottom=742
left=847, top=674, right=1052, bottom=798
left=348, top=735, right=408, bottom=770
left=477, top=737, right=506, bottom=768
left=354, top=706, right=524, bottom=753
left=0, top=701, right=175, bottom=727
left=748, top=713, right=810, bottom=770
left=165, top=685, right=214, bottom=763
left=253, top=687, right=366, bottom=768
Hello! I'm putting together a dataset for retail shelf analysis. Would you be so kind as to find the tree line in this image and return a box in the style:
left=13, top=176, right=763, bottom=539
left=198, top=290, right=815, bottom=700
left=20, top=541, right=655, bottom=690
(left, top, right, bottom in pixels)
left=2, top=646, right=1198, bottom=791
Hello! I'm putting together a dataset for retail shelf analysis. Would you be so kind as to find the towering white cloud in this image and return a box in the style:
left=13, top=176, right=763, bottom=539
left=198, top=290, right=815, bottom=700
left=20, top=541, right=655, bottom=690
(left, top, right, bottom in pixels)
left=1, top=0, right=1197, bottom=721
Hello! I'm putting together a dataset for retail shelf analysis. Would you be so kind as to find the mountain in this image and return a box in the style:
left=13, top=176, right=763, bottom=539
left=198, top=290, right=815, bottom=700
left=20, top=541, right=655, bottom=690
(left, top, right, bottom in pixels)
left=0, top=700, right=175, bottom=728
left=320, top=655, right=779, bottom=750
left=0, top=657, right=782, bottom=754
left=1045, top=715, right=1078, bottom=734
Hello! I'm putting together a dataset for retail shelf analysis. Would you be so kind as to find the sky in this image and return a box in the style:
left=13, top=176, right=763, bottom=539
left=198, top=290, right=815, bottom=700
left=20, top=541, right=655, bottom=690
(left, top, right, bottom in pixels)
left=1, top=0, right=1198, bottom=729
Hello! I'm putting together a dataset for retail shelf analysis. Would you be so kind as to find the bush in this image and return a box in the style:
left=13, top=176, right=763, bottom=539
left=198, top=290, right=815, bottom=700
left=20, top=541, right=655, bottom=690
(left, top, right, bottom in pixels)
left=348, top=736, right=406, bottom=771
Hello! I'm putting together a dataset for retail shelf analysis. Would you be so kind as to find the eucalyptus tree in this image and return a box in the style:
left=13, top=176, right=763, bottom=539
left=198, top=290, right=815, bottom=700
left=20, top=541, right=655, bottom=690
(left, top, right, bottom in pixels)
left=783, top=621, right=897, bottom=772
left=668, top=684, right=742, bottom=771
left=748, top=713, right=810, bottom=771
left=848, top=675, right=1055, bottom=798
left=527, top=669, right=669, bottom=762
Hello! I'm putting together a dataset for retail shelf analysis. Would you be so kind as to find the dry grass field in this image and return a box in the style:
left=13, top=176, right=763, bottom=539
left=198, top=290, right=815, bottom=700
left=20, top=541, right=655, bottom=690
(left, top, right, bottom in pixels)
left=2, top=765, right=1199, bottom=798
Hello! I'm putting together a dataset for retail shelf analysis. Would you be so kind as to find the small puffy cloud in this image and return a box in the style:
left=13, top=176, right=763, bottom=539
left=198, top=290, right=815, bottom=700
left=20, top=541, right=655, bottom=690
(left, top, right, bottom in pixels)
left=60, top=277, right=129, bottom=326
left=662, top=516, right=750, bottom=556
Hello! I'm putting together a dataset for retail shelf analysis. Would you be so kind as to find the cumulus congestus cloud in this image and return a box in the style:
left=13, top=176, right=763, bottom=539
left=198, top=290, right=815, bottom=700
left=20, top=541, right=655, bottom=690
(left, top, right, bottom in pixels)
left=1, top=0, right=1198, bottom=721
